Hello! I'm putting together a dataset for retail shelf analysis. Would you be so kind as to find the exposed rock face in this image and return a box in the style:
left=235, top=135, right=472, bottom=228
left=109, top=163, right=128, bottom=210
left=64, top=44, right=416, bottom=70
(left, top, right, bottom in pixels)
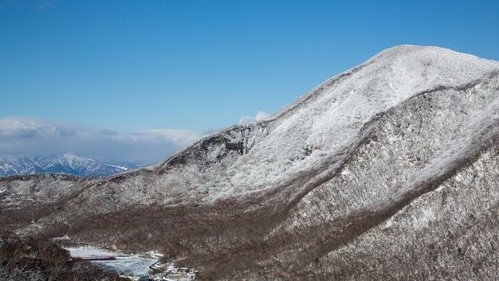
left=1, top=45, right=498, bottom=280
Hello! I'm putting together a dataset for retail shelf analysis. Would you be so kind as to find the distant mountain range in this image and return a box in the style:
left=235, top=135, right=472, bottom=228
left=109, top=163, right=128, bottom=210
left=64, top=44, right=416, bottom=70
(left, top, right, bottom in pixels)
left=0, top=153, right=141, bottom=178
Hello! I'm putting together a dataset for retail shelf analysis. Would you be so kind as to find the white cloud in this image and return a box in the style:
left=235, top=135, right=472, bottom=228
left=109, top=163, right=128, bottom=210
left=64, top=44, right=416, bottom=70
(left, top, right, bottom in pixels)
left=0, top=117, right=202, bottom=164
left=239, top=111, right=271, bottom=125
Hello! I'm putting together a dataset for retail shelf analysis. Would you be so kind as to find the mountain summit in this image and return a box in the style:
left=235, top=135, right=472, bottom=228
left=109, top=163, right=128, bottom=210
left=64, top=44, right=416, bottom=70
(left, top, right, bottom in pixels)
left=1, top=45, right=498, bottom=280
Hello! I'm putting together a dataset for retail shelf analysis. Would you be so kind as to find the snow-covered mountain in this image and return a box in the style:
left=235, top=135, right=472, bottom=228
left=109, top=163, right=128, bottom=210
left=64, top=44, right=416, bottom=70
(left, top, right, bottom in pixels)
left=1, top=45, right=498, bottom=280
left=0, top=153, right=140, bottom=178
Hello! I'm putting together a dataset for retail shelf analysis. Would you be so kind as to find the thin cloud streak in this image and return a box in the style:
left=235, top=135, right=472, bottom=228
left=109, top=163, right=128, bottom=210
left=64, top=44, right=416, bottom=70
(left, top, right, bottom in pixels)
left=0, top=117, right=202, bottom=164
left=239, top=111, right=270, bottom=125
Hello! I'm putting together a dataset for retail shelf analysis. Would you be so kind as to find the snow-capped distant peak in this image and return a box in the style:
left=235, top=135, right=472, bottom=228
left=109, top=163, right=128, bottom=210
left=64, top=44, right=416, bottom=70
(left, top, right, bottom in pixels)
left=0, top=153, right=142, bottom=178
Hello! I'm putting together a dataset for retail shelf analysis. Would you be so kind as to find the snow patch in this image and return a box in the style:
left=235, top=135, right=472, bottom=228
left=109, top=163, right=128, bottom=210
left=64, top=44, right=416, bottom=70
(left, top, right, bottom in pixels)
left=411, top=207, right=435, bottom=229
left=66, top=246, right=158, bottom=277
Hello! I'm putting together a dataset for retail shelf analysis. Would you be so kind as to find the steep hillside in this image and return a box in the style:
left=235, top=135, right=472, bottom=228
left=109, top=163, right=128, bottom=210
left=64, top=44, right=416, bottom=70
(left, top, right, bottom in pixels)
left=2, top=45, right=498, bottom=280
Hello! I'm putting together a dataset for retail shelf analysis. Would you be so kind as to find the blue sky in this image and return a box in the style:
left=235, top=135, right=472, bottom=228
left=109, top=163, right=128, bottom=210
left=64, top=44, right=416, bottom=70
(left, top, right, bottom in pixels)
left=1, top=0, right=499, bottom=162
left=2, top=0, right=499, bottom=131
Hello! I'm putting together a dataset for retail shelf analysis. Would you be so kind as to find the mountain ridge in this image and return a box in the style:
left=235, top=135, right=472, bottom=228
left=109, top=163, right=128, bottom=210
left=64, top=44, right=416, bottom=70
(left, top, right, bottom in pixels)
left=91, top=45, right=498, bottom=205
